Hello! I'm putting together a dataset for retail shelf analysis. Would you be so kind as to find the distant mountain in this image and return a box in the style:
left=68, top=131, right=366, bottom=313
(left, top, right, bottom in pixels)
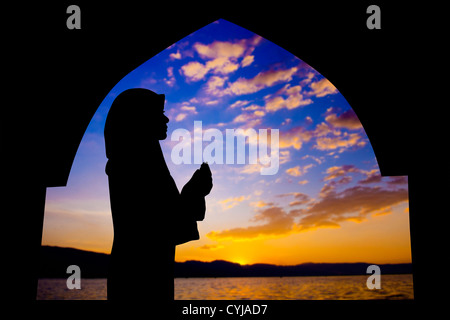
left=39, top=246, right=110, bottom=278
left=173, top=260, right=412, bottom=278
left=39, top=246, right=412, bottom=278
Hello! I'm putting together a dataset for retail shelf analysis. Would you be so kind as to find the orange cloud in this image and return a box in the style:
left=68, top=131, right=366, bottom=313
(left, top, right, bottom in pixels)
left=194, top=41, right=246, bottom=60
left=218, top=195, right=251, bottom=210
left=227, top=67, right=298, bottom=95
left=264, top=84, right=312, bottom=112
left=169, top=50, right=182, bottom=60
left=207, top=206, right=295, bottom=240
left=279, top=119, right=366, bottom=153
left=299, top=185, right=408, bottom=231
left=325, top=109, right=362, bottom=130
left=229, top=100, right=251, bottom=109
left=324, top=165, right=360, bottom=181
left=315, top=132, right=366, bottom=152
left=180, top=35, right=262, bottom=82
left=250, top=200, right=273, bottom=208
left=206, top=181, right=408, bottom=241
left=308, top=78, right=338, bottom=97
left=279, top=126, right=313, bottom=150
left=181, top=61, right=209, bottom=81
left=198, top=244, right=224, bottom=250
left=241, top=55, right=254, bottom=67
left=285, top=164, right=314, bottom=177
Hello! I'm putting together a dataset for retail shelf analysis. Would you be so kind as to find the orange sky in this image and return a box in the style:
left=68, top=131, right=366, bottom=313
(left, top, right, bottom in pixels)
left=175, top=203, right=411, bottom=265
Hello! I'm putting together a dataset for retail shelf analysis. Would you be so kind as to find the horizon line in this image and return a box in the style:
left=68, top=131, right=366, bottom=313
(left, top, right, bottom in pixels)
left=41, top=245, right=412, bottom=266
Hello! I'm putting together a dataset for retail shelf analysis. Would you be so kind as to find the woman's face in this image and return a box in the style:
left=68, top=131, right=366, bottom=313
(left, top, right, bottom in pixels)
left=155, top=110, right=169, bottom=140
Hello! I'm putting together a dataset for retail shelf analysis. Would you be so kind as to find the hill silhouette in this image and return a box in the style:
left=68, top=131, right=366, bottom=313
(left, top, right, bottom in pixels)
left=39, top=246, right=412, bottom=278
left=39, top=246, right=110, bottom=278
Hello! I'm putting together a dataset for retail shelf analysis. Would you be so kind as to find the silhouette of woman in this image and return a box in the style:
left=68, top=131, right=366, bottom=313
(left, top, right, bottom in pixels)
left=104, top=88, right=212, bottom=305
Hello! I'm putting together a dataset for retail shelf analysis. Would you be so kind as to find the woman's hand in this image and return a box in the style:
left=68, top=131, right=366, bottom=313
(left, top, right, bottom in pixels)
left=182, top=162, right=213, bottom=197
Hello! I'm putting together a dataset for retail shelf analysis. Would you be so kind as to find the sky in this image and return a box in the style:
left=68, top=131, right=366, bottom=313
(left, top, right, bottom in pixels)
left=41, top=19, right=411, bottom=265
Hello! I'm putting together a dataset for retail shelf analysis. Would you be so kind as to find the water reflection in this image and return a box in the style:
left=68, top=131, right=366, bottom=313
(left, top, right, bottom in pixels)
left=37, top=274, right=413, bottom=300
left=175, top=275, right=414, bottom=300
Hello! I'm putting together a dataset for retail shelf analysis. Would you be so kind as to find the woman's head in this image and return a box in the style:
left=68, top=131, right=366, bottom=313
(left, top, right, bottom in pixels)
left=104, top=88, right=169, bottom=159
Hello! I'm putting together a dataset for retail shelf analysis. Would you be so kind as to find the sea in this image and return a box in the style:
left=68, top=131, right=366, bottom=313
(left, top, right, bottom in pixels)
left=37, top=274, right=413, bottom=300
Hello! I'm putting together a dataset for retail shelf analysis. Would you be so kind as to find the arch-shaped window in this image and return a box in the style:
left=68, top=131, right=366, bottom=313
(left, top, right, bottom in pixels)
left=39, top=19, right=411, bottom=299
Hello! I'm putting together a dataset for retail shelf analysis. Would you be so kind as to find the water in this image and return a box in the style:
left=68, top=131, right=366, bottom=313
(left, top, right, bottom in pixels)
left=37, top=278, right=107, bottom=300
left=37, top=274, right=413, bottom=300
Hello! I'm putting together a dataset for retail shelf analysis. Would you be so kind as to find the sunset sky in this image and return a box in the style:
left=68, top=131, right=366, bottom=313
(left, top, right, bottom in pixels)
left=41, top=19, right=411, bottom=265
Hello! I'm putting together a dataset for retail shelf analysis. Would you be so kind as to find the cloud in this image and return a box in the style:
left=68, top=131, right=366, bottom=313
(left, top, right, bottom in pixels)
left=324, top=165, right=361, bottom=181
left=208, top=179, right=408, bottom=241
left=180, top=105, right=198, bottom=113
left=232, top=110, right=265, bottom=126
left=226, top=67, right=299, bottom=96
left=279, top=126, right=313, bottom=150
left=276, top=192, right=311, bottom=204
left=228, top=103, right=266, bottom=128
left=194, top=41, right=246, bottom=60
left=358, top=169, right=382, bottom=184
left=264, top=84, right=313, bottom=112
left=175, top=113, right=188, bottom=122
left=301, top=155, right=324, bottom=165
left=229, top=100, right=251, bottom=109
left=218, top=195, right=251, bottom=210
left=198, top=244, right=224, bottom=250
left=308, top=78, right=338, bottom=97
left=241, top=55, right=254, bottom=67
left=165, top=67, right=176, bottom=87
left=181, top=61, right=209, bottom=81
left=239, top=163, right=268, bottom=175
left=207, top=205, right=295, bottom=240
left=322, top=165, right=386, bottom=192
left=319, top=176, right=353, bottom=198
left=299, top=185, right=409, bottom=231
left=320, top=165, right=403, bottom=198
left=288, top=192, right=311, bottom=206
left=285, top=164, right=314, bottom=177
left=387, top=176, right=408, bottom=186
left=308, top=120, right=366, bottom=153
left=315, top=132, right=366, bottom=152
left=180, top=35, right=262, bottom=82
left=279, top=118, right=366, bottom=154
left=325, top=109, right=362, bottom=130
left=172, top=102, right=198, bottom=122
left=205, top=76, right=228, bottom=95
left=169, top=50, right=182, bottom=60
left=206, top=57, right=240, bottom=75
left=250, top=200, right=274, bottom=208
left=279, top=150, right=291, bottom=164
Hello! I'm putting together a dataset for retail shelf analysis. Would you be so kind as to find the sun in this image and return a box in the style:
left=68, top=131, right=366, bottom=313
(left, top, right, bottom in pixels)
left=233, top=257, right=249, bottom=265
